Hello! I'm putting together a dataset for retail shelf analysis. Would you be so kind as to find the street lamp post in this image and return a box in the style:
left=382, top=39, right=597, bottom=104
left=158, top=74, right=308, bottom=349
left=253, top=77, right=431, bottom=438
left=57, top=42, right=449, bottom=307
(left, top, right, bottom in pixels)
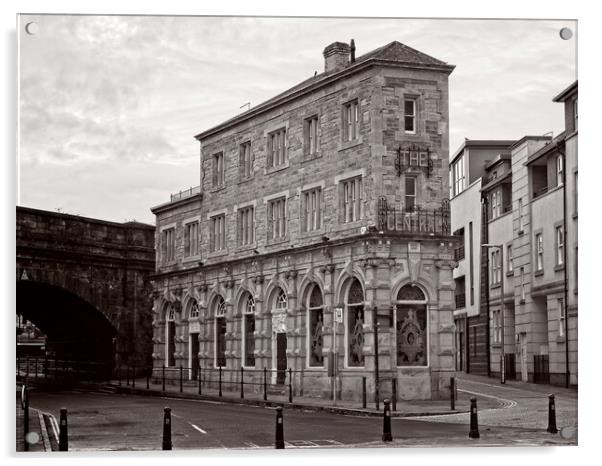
left=482, top=244, right=505, bottom=384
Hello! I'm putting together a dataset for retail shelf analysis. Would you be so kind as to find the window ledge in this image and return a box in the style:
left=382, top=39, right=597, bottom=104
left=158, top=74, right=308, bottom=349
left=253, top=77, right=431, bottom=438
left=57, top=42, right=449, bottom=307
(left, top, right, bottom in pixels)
left=519, top=299, right=526, bottom=305
left=207, top=249, right=229, bottom=259
left=506, top=271, right=514, bottom=277
left=298, top=228, right=326, bottom=239
left=491, top=343, right=502, bottom=348
left=518, top=229, right=524, bottom=236
left=301, top=152, right=322, bottom=164
left=235, top=243, right=258, bottom=253
left=265, top=161, right=290, bottom=175
left=210, top=185, right=226, bottom=193
left=266, top=236, right=289, bottom=247
left=338, top=137, right=363, bottom=152
left=182, top=255, right=202, bottom=265
left=554, top=264, right=565, bottom=272
left=490, top=283, right=501, bottom=290
left=572, top=212, right=578, bottom=220
left=238, top=176, right=254, bottom=185
left=534, top=269, right=544, bottom=277
left=556, top=335, right=566, bottom=344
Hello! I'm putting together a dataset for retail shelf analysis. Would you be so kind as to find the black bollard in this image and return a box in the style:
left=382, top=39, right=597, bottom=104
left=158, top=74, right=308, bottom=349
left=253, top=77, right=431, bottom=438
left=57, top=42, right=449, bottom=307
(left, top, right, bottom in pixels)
left=382, top=399, right=392, bottom=442
left=132, top=365, right=136, bottom=390
left=162, top=366, right=166, bottom=392
left=179, top=366, right=183, bottom=393
left=263, top=367, right=268, bottom=401
left=146, top=370, right=150, bottom=390
left=392, top=379, right=397, bottom=412
left=362, top=377, right=367, bottom=409
left=275, top=406, right=285, bottom=449
left=162, top=407, right=172, bottom=450
left=450, top=377, right=456, bottom=411
left=468, top=397, right=480, bottom=439
left=288, top=368, right=293, bottom=403
left=547, top=394, right=558, bottom=434
left=219, top=366, right=222, bottom=397
left=59, top=408, right=68, bottom=451
left=240, top=367, right=244, bottom=399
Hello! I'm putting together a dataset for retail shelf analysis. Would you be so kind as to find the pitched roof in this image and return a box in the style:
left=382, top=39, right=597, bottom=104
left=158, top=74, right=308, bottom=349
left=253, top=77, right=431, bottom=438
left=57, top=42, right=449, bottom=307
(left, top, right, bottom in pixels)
left=195, top=41, right=454, bottom=141
left=354, top=40, right=449, bottom=67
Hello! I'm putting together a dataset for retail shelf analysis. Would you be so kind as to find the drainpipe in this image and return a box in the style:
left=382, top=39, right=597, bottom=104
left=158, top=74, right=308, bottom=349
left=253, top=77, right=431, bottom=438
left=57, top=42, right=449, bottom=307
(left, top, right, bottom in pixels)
left=556, top=140, right=570, bottom=388
left=481, top=195, right=491, bottom=377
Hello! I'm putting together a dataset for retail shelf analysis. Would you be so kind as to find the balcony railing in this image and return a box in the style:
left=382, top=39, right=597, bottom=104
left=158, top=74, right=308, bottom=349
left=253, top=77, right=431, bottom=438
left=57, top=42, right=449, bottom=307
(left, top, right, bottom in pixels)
left=377, top=197, right=450, bottom=236
left=170, top=185, right=201, bottom=203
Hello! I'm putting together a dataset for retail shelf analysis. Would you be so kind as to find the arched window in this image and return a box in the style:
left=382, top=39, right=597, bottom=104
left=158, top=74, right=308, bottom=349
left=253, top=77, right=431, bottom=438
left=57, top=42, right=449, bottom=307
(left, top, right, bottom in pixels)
left=307, top=284, right=324, bottom=367
left=189, top=301, right=200, bottom=319
left=346, top=279, right=365, bottom=367
left=165, top=303, right=176, bottom=367
left=242, top=293, right=255, bottom=367
left=395, top=284, right=427, bottom=367
left=276, top=288, right=287, bottom=312
left=214, top=296, right=226, bottom=367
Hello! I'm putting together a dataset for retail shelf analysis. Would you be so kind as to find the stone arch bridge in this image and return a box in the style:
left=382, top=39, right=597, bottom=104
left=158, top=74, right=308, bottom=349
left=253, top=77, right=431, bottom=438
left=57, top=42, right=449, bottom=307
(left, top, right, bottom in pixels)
left=16, top=206, right=155, bottom=370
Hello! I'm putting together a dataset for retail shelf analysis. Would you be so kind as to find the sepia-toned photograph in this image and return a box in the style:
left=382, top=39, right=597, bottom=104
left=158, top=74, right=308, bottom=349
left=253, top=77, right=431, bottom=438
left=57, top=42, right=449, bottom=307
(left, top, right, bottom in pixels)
left=14, top=11, right=578, bottom=454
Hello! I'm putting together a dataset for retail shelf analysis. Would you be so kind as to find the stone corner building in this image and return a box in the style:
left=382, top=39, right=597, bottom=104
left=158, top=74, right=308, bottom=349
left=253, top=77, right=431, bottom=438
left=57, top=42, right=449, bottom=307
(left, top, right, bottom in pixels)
left=150, top=40, right=458, bottom=400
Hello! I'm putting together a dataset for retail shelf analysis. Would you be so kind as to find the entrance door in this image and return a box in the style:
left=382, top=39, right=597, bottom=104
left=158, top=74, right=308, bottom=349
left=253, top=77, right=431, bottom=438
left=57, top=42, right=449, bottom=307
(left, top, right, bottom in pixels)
left=190, top=334, right=199, bottom=380
left=167, top=321, right=175, bottom=366
left=276, top=333, right=287, bottom=385
left=519, top=332, right=528, bottom=382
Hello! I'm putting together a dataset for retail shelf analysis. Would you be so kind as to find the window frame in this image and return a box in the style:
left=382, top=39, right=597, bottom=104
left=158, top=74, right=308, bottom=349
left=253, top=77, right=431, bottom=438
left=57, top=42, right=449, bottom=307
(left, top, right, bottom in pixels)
left=535, top=233, right=544, bottom=271
left=343, top=99, right=359, bottom=142
left=183, top=220, right=200, bottom=258
left=405, top=176, right=417, bottom=212
left=237, top=205, right=255, bottom=247
left=304, top=115, right=320, bottom=158
left=556, top=154, right=564, bottom=187
left=239, top=141, right=253, bottom=180
left=212, top=152, right=225, bottom=188
left=341, top=176, right=363, bottom=224
left=558, top=298, right=565, bottom=338
left=404, top=98, right=417, bottom=134
left=267, top=128, right=287, bottom=169
left=555, top=225, right=564, bottom=266
left=209, top=214, right=226, bottom=252
left=267, top=197, right=287, bottom=241
left=301, top=187, right=322, bottom=233
left=163, top=227, right=176, bottom=264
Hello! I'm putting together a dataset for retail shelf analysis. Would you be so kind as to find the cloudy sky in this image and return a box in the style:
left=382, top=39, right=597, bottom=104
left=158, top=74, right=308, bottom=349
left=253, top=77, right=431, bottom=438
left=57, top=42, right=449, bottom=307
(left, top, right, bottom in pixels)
left=17, top=15, right=576, bottom=224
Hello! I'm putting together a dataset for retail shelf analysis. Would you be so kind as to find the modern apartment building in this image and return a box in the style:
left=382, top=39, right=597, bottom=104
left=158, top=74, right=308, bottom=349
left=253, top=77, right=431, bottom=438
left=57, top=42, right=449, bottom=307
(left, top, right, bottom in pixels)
left=450, top=82, right=578, bottom=387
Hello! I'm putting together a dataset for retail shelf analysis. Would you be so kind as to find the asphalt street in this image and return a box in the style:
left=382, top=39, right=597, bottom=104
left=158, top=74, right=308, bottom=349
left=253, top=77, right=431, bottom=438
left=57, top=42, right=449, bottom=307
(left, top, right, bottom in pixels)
left=28, top=387, right=572, bottom=451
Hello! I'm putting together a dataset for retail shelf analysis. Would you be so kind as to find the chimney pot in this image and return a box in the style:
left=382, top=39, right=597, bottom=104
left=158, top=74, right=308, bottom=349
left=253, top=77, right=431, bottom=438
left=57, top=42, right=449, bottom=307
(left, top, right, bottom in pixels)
left=323, top=41, right=351, bottom=73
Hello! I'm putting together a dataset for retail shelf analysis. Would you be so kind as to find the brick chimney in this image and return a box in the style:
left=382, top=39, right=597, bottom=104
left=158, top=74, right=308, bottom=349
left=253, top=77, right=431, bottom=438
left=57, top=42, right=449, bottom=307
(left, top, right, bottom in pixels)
left=323, top=41, right=351, bottom=73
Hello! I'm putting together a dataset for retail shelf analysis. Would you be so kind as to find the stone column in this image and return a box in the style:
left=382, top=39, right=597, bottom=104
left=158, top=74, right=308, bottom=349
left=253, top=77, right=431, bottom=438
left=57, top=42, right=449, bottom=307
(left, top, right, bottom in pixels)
left=285, top=270, right=298, bottom=371
left=434, top=259, right=457, bottom=399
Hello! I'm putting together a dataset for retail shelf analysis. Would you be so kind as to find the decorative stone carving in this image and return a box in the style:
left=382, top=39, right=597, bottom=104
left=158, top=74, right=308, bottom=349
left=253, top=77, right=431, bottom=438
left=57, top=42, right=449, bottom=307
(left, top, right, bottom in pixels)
left=272, top=312, right=287, bottom=333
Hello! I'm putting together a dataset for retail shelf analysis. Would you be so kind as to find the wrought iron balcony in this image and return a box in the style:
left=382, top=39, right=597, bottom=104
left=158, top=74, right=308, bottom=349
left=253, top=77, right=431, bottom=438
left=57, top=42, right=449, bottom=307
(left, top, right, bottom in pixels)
left=377, top=197, right=450, bottom=235
left=170, top=185, right=201, bottom=203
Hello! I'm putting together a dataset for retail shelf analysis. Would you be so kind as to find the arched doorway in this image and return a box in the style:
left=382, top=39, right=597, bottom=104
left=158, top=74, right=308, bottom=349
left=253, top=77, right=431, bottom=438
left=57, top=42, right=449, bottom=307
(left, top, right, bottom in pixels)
left=213, top=296, right=227, bottom=367
left=165, top=303, right=176, bottom=367
left=395, top=284, right=428, bottom=366
left=306, top=284, right=324, bottom=368
left=270, top=287, right=288, bottom=384
left=187, top=299, right=200, bottom=379
left=240, top=292, right=256, bottom=368
left=345, top=278, right=365, bottom=368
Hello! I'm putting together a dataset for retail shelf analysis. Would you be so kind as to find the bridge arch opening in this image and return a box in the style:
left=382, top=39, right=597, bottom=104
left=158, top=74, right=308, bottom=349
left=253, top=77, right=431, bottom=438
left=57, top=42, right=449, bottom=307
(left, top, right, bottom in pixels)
left=17, top=280, right=117, bottom=369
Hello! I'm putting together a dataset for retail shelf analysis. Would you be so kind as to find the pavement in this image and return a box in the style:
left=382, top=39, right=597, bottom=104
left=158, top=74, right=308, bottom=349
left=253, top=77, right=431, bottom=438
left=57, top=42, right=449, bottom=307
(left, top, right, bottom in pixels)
left=15, top=371, right=578, bottom=451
